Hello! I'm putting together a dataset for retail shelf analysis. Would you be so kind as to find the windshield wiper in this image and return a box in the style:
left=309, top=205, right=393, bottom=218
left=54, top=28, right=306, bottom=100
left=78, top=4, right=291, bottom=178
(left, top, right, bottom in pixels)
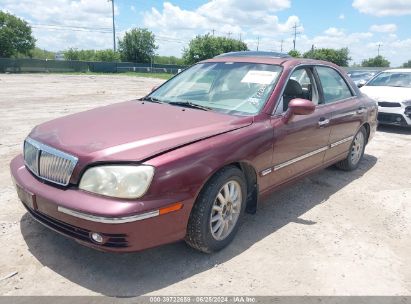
left=140, top=96, right=165, bottom=104
left=168, top=101, right=212, bottom=111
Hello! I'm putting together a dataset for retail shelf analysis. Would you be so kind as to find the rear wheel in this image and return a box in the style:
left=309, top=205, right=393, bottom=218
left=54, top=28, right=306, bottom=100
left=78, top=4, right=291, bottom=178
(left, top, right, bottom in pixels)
left=185, top=166, right=247, bottom=253
left=335, top=126, right=366, bottom=171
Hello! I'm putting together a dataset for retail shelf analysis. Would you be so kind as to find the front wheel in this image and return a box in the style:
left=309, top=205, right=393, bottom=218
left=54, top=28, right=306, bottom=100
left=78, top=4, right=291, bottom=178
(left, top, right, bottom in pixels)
left=335, top=126, right=367, bottom=171
left=185, top=166, right=247, bottom=253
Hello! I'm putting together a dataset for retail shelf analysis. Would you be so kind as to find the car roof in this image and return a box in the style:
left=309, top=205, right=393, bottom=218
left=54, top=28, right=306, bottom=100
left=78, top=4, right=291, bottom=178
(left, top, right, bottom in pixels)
left=383, top=68, right=411, bottom=73
left=214, top=51, right=291, bottom=59
left=348, top=70, right=379, bottom=73
left=203, top=51, right=336, bottom=68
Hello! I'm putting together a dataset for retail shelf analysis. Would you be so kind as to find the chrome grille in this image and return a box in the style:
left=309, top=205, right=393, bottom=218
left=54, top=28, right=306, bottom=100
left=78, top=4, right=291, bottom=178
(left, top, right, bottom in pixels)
left=24, top=140, right=39, bottom=175
left=378, top=102, right=401, bottom=107
left=23, top=138, right=78, bottom=186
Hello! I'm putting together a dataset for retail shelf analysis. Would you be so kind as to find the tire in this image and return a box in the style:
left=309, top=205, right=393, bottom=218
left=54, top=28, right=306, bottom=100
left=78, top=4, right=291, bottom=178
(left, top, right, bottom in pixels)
left=335, top=126, right=367, bottom=171
left=185, top=166, right=247, bottom=253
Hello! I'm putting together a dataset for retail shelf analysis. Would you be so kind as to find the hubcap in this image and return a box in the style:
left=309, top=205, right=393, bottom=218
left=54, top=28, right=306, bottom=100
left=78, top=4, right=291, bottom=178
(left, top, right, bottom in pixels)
left=210, top=180, right=242, bottom=241
left=350, top=131, right=365, bottom=165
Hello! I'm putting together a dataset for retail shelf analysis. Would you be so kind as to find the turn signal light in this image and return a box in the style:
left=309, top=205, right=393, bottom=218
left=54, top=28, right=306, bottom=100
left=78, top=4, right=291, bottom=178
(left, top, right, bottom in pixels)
left=159, top=202, right=183, bottom=215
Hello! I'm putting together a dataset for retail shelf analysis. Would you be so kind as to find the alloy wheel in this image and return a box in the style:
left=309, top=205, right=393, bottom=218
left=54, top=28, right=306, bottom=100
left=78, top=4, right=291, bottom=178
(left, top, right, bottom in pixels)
left=350, top=131, right=365, bottom=165
left=209, top=180, right=242, bottom=241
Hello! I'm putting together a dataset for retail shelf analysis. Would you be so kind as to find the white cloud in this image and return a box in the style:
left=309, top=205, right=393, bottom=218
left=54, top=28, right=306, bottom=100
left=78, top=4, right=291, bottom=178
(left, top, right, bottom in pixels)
left=130, top=5, right=136, bottom=12
left=339, top=14, right=345, bottom=20
left=292, top=29, right=411, bottom=66
left=144, top=0, right=294, bottom=33
left=143, top=0, right=297, bottom=56
left=1, top=0, right=116, bottom=51
left=324, top=27, right=345, bottom=36
left=352, top=0, right=411, bottom=16
left=2, top=0, right=411, bottom=66
left=1, top=0, right=114, bottom=28
left=370, top=24, right=397, bottom=33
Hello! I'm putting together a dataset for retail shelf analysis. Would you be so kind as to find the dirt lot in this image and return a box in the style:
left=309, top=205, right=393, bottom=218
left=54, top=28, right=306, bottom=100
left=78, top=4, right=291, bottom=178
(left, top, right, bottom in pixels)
left=0, top=74, right=410, bottom=296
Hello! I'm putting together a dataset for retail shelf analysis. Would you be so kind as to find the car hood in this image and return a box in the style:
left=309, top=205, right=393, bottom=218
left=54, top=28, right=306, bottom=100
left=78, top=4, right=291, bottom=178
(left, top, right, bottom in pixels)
left=29, top=100, right=253, bottom=166
left=360, top=86, right=411, bottom=102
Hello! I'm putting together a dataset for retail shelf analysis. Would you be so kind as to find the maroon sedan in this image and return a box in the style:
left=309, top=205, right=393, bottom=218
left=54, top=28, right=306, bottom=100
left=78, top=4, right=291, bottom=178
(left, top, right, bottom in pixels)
left=10, top=52, right=378, bottom=253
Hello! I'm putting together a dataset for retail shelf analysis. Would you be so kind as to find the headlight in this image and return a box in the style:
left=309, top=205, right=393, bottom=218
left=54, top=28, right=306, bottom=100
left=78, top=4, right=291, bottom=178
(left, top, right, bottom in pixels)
left=79, top=165, right=154, bottom=199
left=402, top=100, right=411, bottom=106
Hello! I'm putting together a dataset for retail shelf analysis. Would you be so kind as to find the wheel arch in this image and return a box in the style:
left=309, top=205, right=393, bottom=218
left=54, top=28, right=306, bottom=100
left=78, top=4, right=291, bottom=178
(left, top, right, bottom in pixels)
left=193, top=161, right=259, bottom=216
left=235, top=161, right=259, bottom=214
left=361, top=122, right=371, bottom=144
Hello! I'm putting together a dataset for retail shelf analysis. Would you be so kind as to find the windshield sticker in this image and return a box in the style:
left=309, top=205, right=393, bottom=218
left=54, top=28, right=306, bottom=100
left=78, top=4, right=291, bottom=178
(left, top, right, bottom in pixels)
left=255, top=85, right=267, bottom=98
left=241, top=71, right=278, bottom=84
left=248, top=97, right=260, bottom=106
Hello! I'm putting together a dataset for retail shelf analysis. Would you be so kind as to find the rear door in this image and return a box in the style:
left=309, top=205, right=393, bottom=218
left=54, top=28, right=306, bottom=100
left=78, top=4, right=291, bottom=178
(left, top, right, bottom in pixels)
left=260, top=66, right=331, bottom=191
left=314, top=66, right=364, bottom=163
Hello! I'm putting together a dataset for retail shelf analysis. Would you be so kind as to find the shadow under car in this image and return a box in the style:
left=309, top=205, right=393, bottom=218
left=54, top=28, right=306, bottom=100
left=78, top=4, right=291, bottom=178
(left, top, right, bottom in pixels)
left=20, top=154, right=377, bottom=297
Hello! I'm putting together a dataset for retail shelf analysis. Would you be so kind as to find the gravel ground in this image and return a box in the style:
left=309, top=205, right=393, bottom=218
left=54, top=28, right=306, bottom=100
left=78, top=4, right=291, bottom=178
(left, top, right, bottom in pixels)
left=0, top=74, right=410, bottom=296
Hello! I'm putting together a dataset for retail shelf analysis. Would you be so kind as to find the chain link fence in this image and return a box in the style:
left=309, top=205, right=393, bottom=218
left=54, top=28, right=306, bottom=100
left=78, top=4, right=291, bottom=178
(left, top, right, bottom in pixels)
left=0, top=58, right=186, bottom=74
left=1, top=58, right=390, bottom=75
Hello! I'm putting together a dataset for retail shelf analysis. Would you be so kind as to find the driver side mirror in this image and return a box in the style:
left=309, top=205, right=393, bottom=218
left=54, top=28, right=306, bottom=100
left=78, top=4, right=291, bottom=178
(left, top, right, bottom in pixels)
left=282, top=98, right=315, bottom=124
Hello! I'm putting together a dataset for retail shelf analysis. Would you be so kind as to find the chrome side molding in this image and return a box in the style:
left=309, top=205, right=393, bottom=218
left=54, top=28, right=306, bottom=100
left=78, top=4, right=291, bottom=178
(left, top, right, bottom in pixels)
left=260, top=135, right=354, bottom=176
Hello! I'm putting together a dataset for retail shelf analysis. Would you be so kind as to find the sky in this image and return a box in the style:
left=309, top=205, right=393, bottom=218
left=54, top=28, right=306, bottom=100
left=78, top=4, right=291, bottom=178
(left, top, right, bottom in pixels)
left=1, top=0, right=411, bottom=66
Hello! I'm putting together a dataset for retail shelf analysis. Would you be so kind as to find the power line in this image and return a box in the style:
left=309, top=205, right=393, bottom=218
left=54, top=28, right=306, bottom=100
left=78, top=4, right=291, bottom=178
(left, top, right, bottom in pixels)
left=31, top=24, right=112, bottom=33
left=32, top=24, right=111, bottom=31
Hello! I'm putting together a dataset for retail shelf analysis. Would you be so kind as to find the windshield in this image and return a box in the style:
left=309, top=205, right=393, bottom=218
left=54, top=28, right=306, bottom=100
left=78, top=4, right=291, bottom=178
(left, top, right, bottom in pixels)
left=366, top=72, right=411, bottom=88
left=348, top=71, right=377, bottom=81
left=148, top=62, right=282, bottom=115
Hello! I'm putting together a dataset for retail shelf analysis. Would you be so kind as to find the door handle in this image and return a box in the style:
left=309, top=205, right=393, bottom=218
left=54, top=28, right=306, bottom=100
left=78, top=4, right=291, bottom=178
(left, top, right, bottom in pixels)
left=357, top=106, right=366, bottom=114
left=318, top=118, right=330, bottom=127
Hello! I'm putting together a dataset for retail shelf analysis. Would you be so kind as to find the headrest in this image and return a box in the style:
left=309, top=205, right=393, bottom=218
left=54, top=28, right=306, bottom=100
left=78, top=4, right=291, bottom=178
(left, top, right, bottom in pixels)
left=284, top=79, right=303, bottom=96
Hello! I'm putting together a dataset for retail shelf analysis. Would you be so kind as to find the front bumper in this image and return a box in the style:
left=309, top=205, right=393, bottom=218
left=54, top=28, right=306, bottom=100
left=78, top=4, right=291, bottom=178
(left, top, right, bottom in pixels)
left=378, top=106, right=411, bottom=127
left=10, top=155, right=192, bottom=252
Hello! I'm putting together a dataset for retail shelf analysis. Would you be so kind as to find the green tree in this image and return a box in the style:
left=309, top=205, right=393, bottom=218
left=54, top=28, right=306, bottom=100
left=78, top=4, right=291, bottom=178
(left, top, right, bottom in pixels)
left=361, top=55, right=390, bottom=67
left=63, top=48, right=120, bottom=61
left=303, top=47, right=351, bottom=66
left=63, top=48, right=82, bottom=60
left=182, top=34, right=248, bottom=65
left=402, top=60, right=411, bottom=68
left=13, top=47, right=55, bottom=59
left=154, top=55, right=184, bottom=65
left=29, top=47, right=55, bottom=60
left=0, top=11, right=35, bottom=57
left=94, top=49, right=120, bottom=62
left=288, top=50, right=301, bottom=58
left=118, top=28, right=157, bottom=63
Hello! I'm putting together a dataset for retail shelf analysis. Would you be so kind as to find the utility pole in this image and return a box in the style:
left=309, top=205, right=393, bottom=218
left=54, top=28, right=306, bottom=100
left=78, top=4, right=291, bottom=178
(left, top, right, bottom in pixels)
left=292, top=23, right=301, bottom=51
left=227, top=31, right=232, bottom=38
left=109, top=0, right=116, bottom=51
left=211, top=29, right=216, bottom=36
left=239, top=33, right=242, bottom=41
left=377, top=43, right=382, bottom=56
left=280, top=39, right=284, bottom=52
left=257, top=36, right=260, bottom=51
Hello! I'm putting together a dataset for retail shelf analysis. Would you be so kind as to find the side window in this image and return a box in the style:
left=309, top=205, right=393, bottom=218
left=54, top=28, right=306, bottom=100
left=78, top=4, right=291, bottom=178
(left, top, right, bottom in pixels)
left=316, top=66, right=353, bottom=103
left=278, top=67, right=319, bottom=113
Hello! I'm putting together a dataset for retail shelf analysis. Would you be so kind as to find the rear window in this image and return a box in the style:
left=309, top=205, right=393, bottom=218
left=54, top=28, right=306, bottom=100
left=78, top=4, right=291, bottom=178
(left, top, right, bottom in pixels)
left=316, top=66, right=353, bottom=103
